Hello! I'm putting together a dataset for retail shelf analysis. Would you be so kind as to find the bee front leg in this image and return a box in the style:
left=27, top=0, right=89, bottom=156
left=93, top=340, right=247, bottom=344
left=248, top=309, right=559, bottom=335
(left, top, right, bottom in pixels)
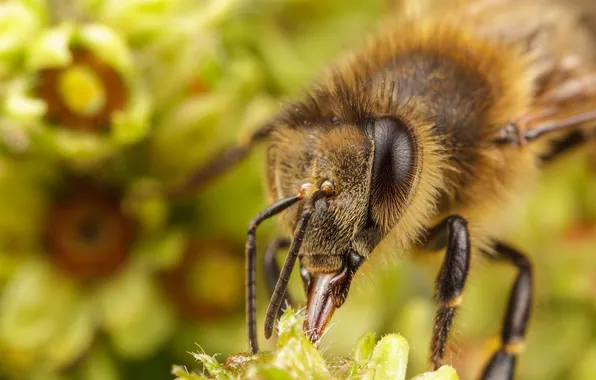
left=263, top=237, right=293, bottom=318
left=429, top=215, right=471, bottom=369
left=480, top=243, right=533, bottom=380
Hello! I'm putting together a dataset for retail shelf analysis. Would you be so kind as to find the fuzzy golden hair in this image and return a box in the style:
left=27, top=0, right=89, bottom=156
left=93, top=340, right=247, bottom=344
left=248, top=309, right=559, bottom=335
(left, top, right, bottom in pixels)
left=268, top=9, right=544, bottom=258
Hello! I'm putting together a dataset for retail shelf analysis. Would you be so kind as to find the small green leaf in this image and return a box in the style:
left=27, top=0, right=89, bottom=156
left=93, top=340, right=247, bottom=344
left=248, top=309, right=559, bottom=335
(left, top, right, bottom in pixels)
left=191, top=352, right=233, bottom=380
left=172, top=365, right=209, bottom=380
left=353, top=332, right=377, bottom=365
left=410, top=365, right=459, bottom=380
left=363, top=334, right=409, bottom=380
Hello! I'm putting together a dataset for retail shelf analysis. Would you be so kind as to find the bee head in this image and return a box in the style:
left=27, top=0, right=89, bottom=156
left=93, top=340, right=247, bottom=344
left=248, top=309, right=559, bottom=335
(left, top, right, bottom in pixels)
left=268, top=116, right=420, bottom=341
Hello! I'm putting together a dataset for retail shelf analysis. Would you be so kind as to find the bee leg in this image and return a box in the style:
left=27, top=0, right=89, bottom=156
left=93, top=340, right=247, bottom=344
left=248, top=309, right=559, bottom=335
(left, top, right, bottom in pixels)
left=480, top=242, right=533, bottom=380
left=263, top=237, right=293, bottom=318
left=167, top=123, right=274, bottom=197
left=540, top=129, right=593, bottom=163
left=429, top=215, right=471, bottom=369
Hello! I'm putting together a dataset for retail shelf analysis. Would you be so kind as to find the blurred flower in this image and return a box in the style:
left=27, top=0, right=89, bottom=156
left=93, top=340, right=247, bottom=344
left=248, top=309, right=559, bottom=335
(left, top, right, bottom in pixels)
left=0, top=176, right=175, bottom=378
left=45, top=184, right=136, bottom=278
left=0, top=0, right=280, bottom=378
left=161, top=238, right=245, bottom=321
left=2, top=20, right=151, bottom=167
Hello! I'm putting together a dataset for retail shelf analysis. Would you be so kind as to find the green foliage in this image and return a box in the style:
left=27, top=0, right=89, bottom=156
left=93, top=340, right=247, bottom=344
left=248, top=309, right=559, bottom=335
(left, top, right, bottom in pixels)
left=176, top=309, right=458, bottom=380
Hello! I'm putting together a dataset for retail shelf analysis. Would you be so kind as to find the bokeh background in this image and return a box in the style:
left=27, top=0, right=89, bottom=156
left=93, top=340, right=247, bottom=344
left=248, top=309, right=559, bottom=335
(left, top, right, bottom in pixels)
left=1, top=0, right=596, bottom=379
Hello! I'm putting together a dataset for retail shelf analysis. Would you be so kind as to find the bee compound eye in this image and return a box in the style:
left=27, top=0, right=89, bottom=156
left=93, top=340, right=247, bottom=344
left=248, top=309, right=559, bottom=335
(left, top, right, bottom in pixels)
left=371, top=117, right=414, bottom=192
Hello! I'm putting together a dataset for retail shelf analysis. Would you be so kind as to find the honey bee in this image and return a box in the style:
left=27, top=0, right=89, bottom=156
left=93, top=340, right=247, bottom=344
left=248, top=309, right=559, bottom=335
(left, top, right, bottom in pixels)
left=171, top=0, right=596, bottom=378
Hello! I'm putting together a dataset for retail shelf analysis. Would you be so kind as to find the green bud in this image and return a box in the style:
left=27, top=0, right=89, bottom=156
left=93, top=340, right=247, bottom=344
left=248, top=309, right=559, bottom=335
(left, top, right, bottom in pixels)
left=190, top=352, right=234, bottom=380
left=275, top=307, right=304, bottom=348
left=110, top=85, right=151, bottom=145
left=172, top=365, right=210, bottom=380
left=363, top=334, right=409, bottom=380
left=411, top=366, right=459, bottom=380
left=353, top=332, right=377, bottom=365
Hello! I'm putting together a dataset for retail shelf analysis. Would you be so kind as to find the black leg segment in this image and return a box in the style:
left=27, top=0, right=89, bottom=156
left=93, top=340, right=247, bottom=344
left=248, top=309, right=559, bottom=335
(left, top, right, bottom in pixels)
left=480, top=242, right=533, bottom=380
left=430, top=215, right=471, bottom=369
left=263, top=237, right=292, bottom=317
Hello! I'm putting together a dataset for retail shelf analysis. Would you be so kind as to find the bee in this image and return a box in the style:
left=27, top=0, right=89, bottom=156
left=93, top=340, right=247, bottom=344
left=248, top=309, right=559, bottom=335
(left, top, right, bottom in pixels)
left=170, top=0, right=596, bottom=378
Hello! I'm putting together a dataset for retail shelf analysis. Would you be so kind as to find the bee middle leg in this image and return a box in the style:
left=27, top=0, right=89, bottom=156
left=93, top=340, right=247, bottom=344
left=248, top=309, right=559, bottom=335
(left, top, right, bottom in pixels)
left=263, top=237, right=293, bottom=317
left=425, top=215, right=472, bottom=369
left=480, top=242, right=533, bottom=380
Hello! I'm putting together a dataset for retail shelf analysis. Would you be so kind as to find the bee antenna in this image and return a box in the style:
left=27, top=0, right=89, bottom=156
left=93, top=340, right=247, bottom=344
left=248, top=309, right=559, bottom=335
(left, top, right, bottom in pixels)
left=245, top=193, right=304, bottom=353
left=264, top=189, right=327, bottom=340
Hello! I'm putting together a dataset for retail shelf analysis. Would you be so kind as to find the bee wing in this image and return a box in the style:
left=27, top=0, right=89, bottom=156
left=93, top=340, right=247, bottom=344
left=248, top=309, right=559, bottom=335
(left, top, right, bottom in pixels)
left=390, top=0, right=596, bottom=139
left=462, top=0, right=596, bottom=139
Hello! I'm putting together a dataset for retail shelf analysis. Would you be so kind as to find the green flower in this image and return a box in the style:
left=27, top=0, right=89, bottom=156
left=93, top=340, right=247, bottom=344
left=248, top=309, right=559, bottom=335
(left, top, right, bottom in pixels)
left=0, top=174, right=174, bottom=376
left=0, top=0, right=46, bottom=79
left=175, top=309, right=459, bottom=380
left=0, top=2, right=273, bottom=376
left=1, top=21, right=150, bottom=166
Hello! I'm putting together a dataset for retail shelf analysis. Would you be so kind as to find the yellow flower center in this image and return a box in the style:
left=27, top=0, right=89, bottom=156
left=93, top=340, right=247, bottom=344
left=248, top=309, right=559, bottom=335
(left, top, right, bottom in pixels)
left=189, top=255, right=243, bottom=307
left=57, top=65, right=106, bottom=117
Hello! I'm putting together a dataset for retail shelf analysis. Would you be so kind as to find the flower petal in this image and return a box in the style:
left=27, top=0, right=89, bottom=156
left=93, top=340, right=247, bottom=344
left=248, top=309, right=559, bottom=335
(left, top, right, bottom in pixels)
left=77, top=24, right=134, bottom=77
left=0, top=1, right=45, bottom=77
left=108, top=283, right=175, bottom=358
left=0, top=259, right=81, bottom=354
left=110, top=85, right=151, bottom=144
left=46, top=297, right=96, bottom=369
left=26, top=23, right=74, bottom=70
left=99, top=265, right=175, bottom=358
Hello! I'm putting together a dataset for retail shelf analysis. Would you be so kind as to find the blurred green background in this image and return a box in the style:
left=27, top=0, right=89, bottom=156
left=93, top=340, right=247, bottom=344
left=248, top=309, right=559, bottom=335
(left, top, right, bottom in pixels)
left=1, top=0, right=596, bottom=379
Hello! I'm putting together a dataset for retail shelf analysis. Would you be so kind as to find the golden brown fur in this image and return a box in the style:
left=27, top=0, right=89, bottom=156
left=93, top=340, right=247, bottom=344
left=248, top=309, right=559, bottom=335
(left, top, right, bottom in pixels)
left=264, top=0, right=596, bottom=273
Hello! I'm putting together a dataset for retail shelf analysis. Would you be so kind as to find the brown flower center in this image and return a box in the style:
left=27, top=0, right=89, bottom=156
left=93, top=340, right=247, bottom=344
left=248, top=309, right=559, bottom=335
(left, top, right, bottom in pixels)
left=161, top=239, right=244, bottom=320
left=35, top=48, right=128, bottom=132
left=45, top=187, right=136, bottom=278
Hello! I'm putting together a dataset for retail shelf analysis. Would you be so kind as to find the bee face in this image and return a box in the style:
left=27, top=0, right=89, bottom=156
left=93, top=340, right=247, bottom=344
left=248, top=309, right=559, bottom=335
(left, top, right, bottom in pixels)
left=269, top=117, right=418, bottom=272
left=269, top=124, right=374, bottom=274
left=267, top=116, right=420, bottom=339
